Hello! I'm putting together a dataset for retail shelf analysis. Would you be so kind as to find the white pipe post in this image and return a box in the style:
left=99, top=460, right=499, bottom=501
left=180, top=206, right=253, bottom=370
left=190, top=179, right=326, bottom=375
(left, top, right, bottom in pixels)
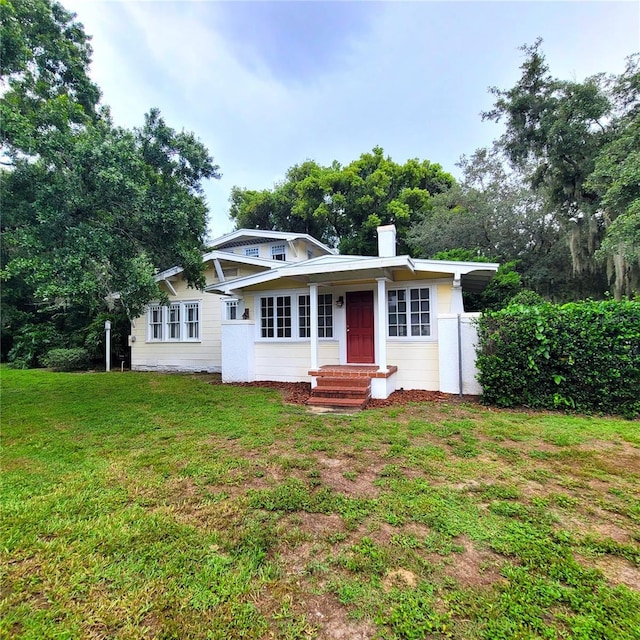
left=105, top=320, right=111, bottom=372
left=376, top=278, right=388, bottom=373
left=310, top=283, right=318, bottom=370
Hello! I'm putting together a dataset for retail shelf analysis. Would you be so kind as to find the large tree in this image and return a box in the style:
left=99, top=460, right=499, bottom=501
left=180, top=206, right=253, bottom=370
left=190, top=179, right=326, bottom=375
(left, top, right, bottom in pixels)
left=0, top=0, right=220, bottom=364
left=230, top=147, right=455, bottom=255
left=407, top=147, right=593, bottom=300
left=483, top=40, right=639, bottom=298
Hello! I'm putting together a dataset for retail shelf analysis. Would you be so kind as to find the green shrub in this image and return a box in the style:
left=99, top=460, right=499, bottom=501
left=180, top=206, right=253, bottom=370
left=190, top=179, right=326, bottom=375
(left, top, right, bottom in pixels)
left=41, top=348, right=91, bottom=372
left=476, top=300, right=640, bottom=418
left=508, top=289, right=546, bottom=307
left=7, top=322, right=65, bottom=368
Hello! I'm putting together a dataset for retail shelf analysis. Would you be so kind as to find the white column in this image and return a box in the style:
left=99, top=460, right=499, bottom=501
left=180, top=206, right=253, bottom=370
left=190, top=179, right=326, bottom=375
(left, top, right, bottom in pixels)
left=450, top=273, right=464, bottom=313
left=376, top=278, right=387, bottom=373
left=310, top=283, right=319, bottom=370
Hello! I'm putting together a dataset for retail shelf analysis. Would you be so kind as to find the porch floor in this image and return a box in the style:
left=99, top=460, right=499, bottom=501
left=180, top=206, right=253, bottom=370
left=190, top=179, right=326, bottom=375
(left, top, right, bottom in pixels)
left=308, top=364, right=398, bottom=379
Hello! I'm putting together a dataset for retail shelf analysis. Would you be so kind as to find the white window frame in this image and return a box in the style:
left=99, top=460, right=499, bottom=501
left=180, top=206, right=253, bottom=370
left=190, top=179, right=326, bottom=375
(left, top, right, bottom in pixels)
left=318, top=293, right=333, bottom=338
left=298, top=294, right=311, bottom=338
left=387, top=286, right=433, bottom=339
left=148, top=305, right=163, bottom=341
left=225, top=299, right=239, bottom=320
left=167, top=303, right=181, bottom=340
left=258, top=289, right=337, bottom=342
left=271, top=244, right=286, bottom=261
left=184, top=302, right=200, bottom=340
left=147, top=301, right=201, bottom=342
left=244, top=247, right=259, bottom=257
left=260, top=295, right=292, bottom=338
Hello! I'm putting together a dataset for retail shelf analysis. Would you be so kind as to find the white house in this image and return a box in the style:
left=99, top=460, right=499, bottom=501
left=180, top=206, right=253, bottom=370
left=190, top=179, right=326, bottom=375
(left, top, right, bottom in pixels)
left=131, top=226, right=498, bottom=406
left=130, top=229, right=334, bottom=373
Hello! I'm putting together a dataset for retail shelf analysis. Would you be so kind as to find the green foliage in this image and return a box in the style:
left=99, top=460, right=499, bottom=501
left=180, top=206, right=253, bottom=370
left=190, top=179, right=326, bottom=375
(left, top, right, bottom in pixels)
left=230, top=146, right=455, bottom=255
left=478, top=261, right=524, bottom=310
left=508, top=289, right=546, bottom=307
left=477, top=299, right=640, bottom=417
left=484, top=41, right=640, bottom=298
left=41, top=347, right=90, bottom=371
left=1, top=0, right=220, bottom=364
left=431, top=248, right=491, bottom=262
left=6, top=321, right=65, bottom=368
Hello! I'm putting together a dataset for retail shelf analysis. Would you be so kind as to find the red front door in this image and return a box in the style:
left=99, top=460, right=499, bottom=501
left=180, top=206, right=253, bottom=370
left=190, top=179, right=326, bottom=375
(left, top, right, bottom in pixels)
left=346, top=291, right=375, bottom=363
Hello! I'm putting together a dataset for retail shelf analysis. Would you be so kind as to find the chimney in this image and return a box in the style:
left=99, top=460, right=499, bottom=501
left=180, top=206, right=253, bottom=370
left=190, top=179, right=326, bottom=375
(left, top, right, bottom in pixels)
left=377, top=224, right=397, bottom=257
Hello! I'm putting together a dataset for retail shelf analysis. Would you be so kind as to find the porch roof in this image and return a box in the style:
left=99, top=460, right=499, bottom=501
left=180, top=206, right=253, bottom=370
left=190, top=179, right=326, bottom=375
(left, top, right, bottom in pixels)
left=205, top=253, right=499, bottom=296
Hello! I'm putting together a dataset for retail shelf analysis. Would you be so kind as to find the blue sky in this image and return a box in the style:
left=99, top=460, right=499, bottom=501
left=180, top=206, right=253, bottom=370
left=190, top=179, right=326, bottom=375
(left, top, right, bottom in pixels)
left=64, top=1, right=640, bottom=239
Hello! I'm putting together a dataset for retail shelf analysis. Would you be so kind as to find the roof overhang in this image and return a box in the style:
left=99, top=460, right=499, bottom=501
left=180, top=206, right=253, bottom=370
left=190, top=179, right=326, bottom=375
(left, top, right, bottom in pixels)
left=207, top=228, right=335, bottom=256
left=153, top=250, right=280, bottom=283
left=206, top=255, right=499, bottom=296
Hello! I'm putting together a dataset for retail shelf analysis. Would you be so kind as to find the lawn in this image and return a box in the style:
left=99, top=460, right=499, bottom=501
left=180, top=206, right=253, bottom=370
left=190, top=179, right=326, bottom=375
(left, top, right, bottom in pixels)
left=2, top=369, right=639, bottom=639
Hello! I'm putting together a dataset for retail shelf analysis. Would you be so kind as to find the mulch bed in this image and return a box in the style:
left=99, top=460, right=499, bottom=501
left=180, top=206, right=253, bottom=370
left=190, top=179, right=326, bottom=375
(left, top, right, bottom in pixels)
left=216, top=379, right=478, bottom=408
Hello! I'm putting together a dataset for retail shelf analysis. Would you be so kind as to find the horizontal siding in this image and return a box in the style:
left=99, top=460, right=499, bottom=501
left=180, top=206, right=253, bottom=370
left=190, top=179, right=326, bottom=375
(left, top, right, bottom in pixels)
left=131, top=267, right=222, bottom=371
left=318, top=341, right=340, bottom=365
left=387, top=343, right=439, bottom=390
left=254, top=342, right=312, bottom=382
left=435, top=283, right=452, bottom=314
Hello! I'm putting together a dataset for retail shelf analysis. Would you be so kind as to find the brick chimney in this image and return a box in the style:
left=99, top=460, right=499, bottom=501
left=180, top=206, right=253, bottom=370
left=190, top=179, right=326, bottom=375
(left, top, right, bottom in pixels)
left=376, top=224, right=397, bottom=257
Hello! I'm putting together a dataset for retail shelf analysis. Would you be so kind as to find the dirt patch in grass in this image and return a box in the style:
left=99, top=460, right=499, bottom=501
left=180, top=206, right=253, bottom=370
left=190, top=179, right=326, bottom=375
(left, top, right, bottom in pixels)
left=301, top=593, right=377, bottom=640
left=295, top=512, right=345, bottom=538
left=440, top=538, right=505, bottom=588
left=382, top=568, right=418, bottom=591
left=315, top=455, right=382, bottom=498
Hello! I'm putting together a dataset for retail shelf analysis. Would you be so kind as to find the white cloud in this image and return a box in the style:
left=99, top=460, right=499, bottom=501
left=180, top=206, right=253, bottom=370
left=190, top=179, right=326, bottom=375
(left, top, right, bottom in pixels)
left=63, top=0, right=640, bottom=238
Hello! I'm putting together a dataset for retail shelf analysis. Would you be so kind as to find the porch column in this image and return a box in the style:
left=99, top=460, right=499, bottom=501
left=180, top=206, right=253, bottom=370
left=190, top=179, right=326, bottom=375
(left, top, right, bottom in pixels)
left=310, top=283, right=319, bottom=370
left=450, top=272, right=464, bottom=313
left=376, top=277, right=388, bottom=373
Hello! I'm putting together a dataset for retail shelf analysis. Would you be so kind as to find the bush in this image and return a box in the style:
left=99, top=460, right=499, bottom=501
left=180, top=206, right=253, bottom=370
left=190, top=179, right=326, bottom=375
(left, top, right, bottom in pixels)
left=508, top=289, right=546, bottom=307
left=476, top=300, right=640, bottom=418
left=41, top=348, right=91, bottom=372
left=7, top=323, right=65, bottom=369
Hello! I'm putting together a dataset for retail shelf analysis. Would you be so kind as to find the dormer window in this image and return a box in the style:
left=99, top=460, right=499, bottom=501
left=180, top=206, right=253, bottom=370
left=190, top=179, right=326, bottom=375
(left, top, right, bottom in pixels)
left=271, top=244, right=286, bottom=261
left=244, top=247, right=259, bottom=257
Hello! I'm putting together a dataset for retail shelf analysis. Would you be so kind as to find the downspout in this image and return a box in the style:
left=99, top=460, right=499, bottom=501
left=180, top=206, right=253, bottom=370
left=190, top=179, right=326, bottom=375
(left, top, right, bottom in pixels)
left=457, top=314, right=463, bottom=397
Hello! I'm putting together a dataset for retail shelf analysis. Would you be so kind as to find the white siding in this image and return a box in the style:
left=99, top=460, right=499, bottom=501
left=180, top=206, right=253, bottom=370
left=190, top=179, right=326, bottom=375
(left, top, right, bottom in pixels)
left=387, top=342, right=440, bottom=390
left=131, top=263, right=260, bottom=372
left=255, top=342, right=312, bottom=382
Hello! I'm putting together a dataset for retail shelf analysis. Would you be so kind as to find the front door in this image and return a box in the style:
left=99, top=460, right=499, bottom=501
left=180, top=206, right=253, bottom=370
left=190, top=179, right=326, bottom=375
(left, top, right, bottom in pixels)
left=346, top=291, right=375, bottom=363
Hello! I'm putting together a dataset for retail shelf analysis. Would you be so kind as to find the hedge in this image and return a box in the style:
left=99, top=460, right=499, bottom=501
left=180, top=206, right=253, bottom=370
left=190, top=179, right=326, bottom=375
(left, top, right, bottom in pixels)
left=476, top=300, right=640, bottom=418
left=41, top=348, right=91, bottom=372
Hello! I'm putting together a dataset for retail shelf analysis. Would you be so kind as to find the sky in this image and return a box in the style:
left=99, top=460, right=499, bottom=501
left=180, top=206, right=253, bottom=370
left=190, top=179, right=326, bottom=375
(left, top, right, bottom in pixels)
left=63, top=0, right=640, bottom=240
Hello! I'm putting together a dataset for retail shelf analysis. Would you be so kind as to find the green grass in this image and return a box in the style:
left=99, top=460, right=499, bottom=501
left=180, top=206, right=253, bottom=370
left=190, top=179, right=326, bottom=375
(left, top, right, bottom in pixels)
left=2, top=369, right=639, bottom=639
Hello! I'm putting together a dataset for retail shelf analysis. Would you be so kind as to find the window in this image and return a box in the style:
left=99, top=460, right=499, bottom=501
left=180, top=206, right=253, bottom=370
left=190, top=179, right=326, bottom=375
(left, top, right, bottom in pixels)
left=318, top=294, right=333, bottom=338
left=149, top=305, right=163, bottom=340
left=261, top=297, right=275, bottom=337
left=307, top=250, right=313, bottom=260
left=298, top=295, right=310, bottom=338
left=244, top=247, right=259, bottom=257
left=185, top=303, right=199, bottom=339
left=276, top=296, right=291, bottom=337
left=261, top=295, right=292, bottom=338
left=225, top=300, right=238, bottom=320
left=271, top=244, right=286, bottom=261
left=147, top=301, right=201, bottom=342
left=261, top=293, right=334, bottom=340
left=388, top=287, right=430, bottom=337
left=168, top=304, right=181, bottom=339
